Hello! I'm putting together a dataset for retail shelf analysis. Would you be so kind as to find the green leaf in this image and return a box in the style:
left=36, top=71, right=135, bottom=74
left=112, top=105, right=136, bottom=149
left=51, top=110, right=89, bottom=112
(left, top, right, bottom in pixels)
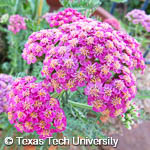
left=13, top=0, right=19, bottom=13
left=42, top=0, right=49, bottom=15
left=111, top=0, right=127, bottom=3
left=0, top=0, right=12, bottom=7
left=28, top=0, right=36, bottom=15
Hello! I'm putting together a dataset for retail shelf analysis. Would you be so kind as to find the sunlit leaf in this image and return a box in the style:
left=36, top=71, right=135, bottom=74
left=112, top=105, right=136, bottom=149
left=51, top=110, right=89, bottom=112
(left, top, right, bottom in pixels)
left=0, top=0, right=12, bottom=7
left=111, top=0, right=128, bottom=3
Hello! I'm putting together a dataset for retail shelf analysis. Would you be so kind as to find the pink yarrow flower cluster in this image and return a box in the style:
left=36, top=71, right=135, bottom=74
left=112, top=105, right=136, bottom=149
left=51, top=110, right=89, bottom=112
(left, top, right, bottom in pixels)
left=125, top=9, right=150, bottom=32
left=7, top=76, right=66, bottom=139
left=8, top=14, right=26, bottom=34
left=42, top=12, right=56, bottom=23
left=22, top=15, right=145, bottom=118
left=0, top=74, right=13, bottom=113
left=44, top=8, right=86, bottom=27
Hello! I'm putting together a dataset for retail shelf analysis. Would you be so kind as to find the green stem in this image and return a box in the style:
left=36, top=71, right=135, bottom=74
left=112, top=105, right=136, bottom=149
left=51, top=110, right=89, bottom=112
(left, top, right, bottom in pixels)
left=11, top=34, right=18, bottom=74
left=51, top=92, right=60, bottom=98
left=68, top=100, right=92, bottom=110
left=14, top=0, right=19, bottom=13
left=58, top=90, right=65, bottom=98
left=51, top=91, right=92, bottom=110
left=135, top=24, right=138, bottom=37
left=136, top=94, right=150, bottom=99
left=10, top=68, right=14, bottom=75
left=51, top=90, right=65, bottom=99
left=37, top=0, right=44, bottom=24
left=65, top=91, right=69, bottom=103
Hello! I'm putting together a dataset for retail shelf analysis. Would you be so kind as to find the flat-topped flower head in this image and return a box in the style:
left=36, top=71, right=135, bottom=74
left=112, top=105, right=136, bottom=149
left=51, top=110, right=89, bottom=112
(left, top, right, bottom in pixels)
left=7, top=76, right=66, bottom=139
left=8, top=14, right=26, bottom=34
left=126, top=9, right=150, bottom=32
left=0, top=74, right=13, bottom=113
left=125, top=9, right=146, bottom=23
left=22, top=29, right=60, bottom=64
left=44, top=8, right=86, bottom=28
left=22, top=11, right=145, bottom=118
